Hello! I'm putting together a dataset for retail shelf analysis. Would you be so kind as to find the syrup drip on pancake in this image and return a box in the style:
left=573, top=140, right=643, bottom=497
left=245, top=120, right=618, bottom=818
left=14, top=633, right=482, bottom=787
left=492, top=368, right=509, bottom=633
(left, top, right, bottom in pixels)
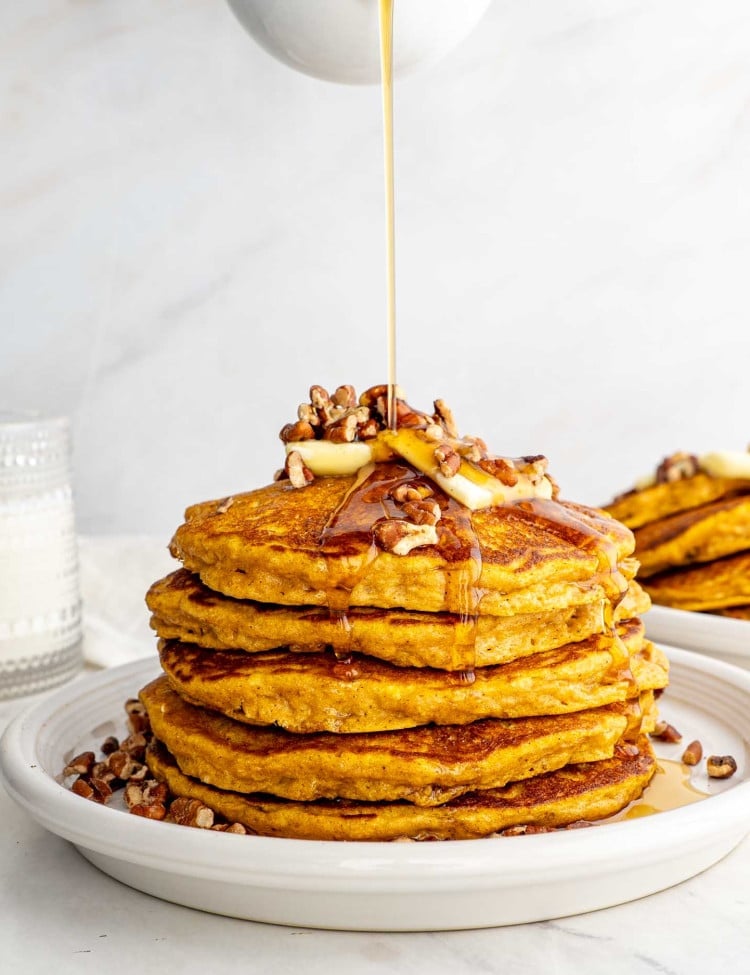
left=511, top=499, right=637, bottom=702
left=320, top=461, right=484, bottom=675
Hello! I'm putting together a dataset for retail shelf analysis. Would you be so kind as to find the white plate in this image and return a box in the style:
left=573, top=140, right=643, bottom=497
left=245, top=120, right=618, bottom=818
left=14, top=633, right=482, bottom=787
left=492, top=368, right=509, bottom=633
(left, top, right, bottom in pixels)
left=1, top=651, right=750, bottom=931
left=646, top=606, right=750, bottom=668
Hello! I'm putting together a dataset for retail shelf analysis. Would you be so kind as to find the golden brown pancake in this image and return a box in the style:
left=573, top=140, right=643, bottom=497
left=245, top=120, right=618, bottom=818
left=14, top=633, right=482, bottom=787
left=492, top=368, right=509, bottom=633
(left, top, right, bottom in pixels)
left=146, top=737, right=657, bottom=841
left=714, top=605, right=750, bottom=620
left=643, top=551, right=750, bottom=612
left=168, top=468, right=636, bottom=616
left=158, top=622, right=668, bottom=734
left=147, top=568, right=650, bottom=671
left=140, top=675, right=645, bottom=805
left=606, top=475, right=749, bottom=531
left=634, top=496, right=750, bottom=577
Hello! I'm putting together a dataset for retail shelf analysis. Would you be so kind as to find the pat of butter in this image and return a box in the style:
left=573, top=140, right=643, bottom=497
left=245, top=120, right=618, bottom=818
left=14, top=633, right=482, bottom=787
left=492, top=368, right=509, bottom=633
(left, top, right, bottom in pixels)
left=286, top=440, right=374, bottom=476
left=699, top=451, right=750, bottom=480
left=286, top=431, right=553, bottom=511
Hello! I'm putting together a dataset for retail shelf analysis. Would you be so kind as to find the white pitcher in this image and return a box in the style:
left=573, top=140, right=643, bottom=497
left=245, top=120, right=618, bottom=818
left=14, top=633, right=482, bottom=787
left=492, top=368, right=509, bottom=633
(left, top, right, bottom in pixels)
left=225, top=0, right=493, bottom=84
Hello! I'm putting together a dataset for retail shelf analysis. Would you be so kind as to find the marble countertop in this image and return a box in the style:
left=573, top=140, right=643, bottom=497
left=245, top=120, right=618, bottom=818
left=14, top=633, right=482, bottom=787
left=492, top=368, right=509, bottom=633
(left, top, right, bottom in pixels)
left=1, top=536, right=749, bottom=974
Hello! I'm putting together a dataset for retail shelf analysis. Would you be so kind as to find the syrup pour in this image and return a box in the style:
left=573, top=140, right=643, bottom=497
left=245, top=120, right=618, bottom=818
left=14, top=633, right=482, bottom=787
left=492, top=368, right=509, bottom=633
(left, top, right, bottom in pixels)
left=378, top=0, right=398, bottom=431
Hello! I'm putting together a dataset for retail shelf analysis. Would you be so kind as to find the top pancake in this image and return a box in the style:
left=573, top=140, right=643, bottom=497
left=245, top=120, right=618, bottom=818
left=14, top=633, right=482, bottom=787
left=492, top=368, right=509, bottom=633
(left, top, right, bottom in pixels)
left=169, top=465, right=636, bottom=615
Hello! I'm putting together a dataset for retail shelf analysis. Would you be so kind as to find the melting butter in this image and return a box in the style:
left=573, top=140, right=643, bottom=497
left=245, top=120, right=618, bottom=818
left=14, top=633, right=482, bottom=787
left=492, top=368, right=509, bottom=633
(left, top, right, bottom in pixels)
left=285, top=430, right=554, bottom=511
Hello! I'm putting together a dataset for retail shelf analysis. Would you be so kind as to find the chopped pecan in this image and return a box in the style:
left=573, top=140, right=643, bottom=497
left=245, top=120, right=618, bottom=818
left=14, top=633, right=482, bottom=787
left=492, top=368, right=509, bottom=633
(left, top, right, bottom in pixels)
left=478, top=457, right=519, bottom=487
left=706, top=755, right=737, bottom=779
left=373, top=519, right=438, bottom=555
left=297, top=403, right=320, bottom=427
left=402, top=499, right=441, bottom=526
left=357, top=417, right=380, bottom=440
left=309, top=385, right=331, bottom=410
left=285, top=450, right=314, bottom=489
left=655, top=452, right=699, bottom=484
left=391, top=483, right=423, bottom=504
left=120, top=732, right=148, bottom=761
left=71, top=777, right=99, bottom=801
left=212, top=822, right=248, bottom=834
left=170, top=797, right=215, bottom=829
left=100, top=736, right=120, bottom=756
left=423, top=423, right=445, bottom=442
left=331, top=385, right=357, bottom=408
left=63, top=751, right=96, bottom=778
left=681, top=740, right=703, bottom=766
left=107, top=750, right=137, bottom=780
left=433, top=399, right=458, bottom=438
left=326, top=414, right=358, bottom=443
left=129, top=802, right=167, bottom=820
left=124, top=783, right=144, bottom=808
left=651, top=721, right=682, bottom=743
left=280, top=420, right=316, bottom=443
left=434, top=444, right=461, bottom=478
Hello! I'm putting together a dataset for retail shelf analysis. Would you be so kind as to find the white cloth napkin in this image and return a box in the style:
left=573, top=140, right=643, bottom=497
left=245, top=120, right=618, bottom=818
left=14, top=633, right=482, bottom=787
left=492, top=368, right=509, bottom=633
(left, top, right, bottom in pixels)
left=79, top=535, right=175, bottom=669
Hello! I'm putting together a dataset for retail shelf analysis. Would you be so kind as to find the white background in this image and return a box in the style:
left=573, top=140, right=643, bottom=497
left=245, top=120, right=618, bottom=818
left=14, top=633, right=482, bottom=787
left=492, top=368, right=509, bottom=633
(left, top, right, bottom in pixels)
left=2, top=0, right=749, bottom=534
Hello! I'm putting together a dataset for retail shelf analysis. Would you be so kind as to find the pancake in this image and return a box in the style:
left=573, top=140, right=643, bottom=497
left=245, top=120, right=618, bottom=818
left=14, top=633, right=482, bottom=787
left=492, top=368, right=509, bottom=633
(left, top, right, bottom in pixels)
left=634, top=495, right=750, bottom=577
left=714, top=605, right=750, bottom=620
left=147, top=568, right=650, bottom=671
left=606, top=474, right=749, bottom=531
left=146, top=737, right=657, bottom=841
left=141, top=676, right=641, bottom=805
left=168, top=466, right=636, bottom=616
left=158, top=621, right=668, bottom=734
left=643, top=551, right=750, bottom=612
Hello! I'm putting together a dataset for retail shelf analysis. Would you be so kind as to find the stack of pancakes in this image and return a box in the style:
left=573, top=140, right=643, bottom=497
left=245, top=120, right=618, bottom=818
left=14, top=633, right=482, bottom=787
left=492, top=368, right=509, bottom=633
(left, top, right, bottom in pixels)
left=140, top=390, right=667, bottom=840
left=606, top=452, right=750, bottom=618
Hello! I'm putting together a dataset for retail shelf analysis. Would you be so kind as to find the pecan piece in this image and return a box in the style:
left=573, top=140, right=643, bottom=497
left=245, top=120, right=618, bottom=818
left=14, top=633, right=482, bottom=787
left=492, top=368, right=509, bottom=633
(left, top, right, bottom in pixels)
left=170, top=797, right=215, bottom=829
left=478, top=457, right=519, bottom=486
left=326, top=413, right=358, bottom=443
left=434, top=444, right=460, bottom=478
left=373, top=519, right=438, bottom=555
left=100, top=736, right=120, bottom=756
left=280, top=420, right=316, bottom=443
left=331, top=385, right=357, bottom=408
left=309, top=385, right=331, bottom=410
left=433, top=399, right=458, bottom=438
left=63, top=751, right=96, bottom=778
left=651, top=721, right=682, bottom=743
left=401, top=499, right=441, bottom=527
left=681, top=740, right=703, bottom=766
left=130, top=802, right=167, bottom=820
left=706, top=755, right=737, bottom=779
left=656, top=452, right=699, bottom=484
left=285, top=450, right=314, bottom=489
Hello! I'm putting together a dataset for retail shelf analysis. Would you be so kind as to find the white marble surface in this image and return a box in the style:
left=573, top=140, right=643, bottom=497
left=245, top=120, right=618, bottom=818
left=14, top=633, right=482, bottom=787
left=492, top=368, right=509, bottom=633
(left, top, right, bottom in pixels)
left=2, top=1, right=750, bottom=535
left=1, top=535, right=750, bottom=972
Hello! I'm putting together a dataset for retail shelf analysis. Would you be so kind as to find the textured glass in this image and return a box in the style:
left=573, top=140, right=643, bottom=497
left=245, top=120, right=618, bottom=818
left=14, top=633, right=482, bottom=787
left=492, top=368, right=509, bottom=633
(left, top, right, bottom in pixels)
left=0, top=412, right=82, bottom=698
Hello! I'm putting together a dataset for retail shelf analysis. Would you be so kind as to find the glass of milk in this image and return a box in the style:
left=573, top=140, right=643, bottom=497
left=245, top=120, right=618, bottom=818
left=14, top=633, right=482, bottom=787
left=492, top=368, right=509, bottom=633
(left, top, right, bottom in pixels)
left=0, top=412, right=82, bottom=699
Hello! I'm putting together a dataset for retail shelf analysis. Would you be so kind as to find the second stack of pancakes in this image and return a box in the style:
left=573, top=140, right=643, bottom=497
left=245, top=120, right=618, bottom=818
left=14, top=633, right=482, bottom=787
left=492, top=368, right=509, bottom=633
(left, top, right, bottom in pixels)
left=141, top=386, right=668, bottom=840
left=606, top=450, right=750, bottom=619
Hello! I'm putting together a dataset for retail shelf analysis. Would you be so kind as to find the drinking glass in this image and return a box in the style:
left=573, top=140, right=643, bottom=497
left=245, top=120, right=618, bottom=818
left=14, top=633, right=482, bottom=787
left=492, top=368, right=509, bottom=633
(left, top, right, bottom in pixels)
left=0, top=412, right=82, bottom=699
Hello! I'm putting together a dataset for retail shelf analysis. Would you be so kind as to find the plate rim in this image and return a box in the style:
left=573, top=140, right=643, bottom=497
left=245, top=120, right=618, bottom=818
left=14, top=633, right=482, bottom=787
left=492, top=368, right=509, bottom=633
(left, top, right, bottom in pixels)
left=2, top=649, right=750, bottom=892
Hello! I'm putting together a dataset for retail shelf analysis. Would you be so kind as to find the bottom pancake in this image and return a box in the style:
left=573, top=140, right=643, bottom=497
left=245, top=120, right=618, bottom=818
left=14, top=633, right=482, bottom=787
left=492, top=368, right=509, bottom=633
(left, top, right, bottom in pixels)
left=146, top=738, right=656, bottom=841
left=140, top=675, right=648, bottom=805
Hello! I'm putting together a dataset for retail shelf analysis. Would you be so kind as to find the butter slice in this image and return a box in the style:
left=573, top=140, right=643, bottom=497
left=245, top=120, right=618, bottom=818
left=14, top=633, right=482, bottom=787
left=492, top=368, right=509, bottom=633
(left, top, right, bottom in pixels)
left=286, top=432, right=552, bottom=511
left=699, top=451, right=750, bottom=480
